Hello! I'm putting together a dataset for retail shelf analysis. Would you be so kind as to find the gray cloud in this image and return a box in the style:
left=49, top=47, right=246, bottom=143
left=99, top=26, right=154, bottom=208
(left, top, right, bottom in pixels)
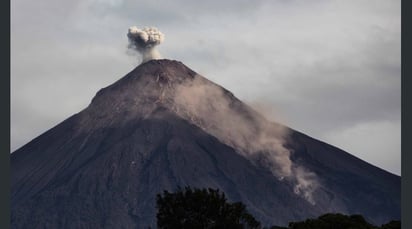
left=11, top=0, right=400, bottom=175
left=323, top=120, right=401, bottom=175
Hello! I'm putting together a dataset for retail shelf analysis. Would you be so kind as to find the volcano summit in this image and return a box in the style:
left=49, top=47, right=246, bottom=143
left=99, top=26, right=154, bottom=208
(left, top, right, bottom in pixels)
left=11, top=60, right=400, bottom=228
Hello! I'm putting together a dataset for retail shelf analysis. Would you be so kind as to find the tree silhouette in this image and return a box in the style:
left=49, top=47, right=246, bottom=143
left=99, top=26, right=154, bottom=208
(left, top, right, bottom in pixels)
left=156, top=187, right=261, bottom=229
left=380, top=220, right=401, bottom=229
left=285, top=213, right=400, bottom=229
left=156, top=187, right=400, bottom=229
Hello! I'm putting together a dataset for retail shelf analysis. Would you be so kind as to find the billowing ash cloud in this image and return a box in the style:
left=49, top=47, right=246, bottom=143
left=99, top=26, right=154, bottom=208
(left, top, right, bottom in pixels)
left=168, top=77, right=319, bottom=204
left=127, top=26, right=165, bottom=63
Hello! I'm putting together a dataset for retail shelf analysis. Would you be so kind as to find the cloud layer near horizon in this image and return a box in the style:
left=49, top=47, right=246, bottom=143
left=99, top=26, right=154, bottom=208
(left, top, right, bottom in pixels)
left=11, top=0, right=401, bottom=175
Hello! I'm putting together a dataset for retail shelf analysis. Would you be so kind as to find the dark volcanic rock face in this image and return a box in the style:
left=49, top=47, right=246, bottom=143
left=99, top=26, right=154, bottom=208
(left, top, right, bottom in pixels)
left=11, top=60, right=400, bottom=228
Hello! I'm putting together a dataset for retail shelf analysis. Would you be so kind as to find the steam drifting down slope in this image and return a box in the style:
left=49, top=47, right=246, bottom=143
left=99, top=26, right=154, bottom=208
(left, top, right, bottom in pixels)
left=11, top=60, right=400, bottom=228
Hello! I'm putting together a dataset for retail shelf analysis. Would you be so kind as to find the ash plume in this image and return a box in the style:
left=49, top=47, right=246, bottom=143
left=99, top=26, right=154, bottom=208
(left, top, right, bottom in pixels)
left=127, top=26, right=164, bottom=63
left=169, top=77, right=320, bottom=204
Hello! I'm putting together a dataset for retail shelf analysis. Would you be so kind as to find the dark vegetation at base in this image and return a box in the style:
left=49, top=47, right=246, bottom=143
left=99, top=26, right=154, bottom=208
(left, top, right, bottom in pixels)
left=156, top=187, right=260, bottom=229
left=274, top=213, right=401, bottom=229
left=156, top=187, right=401, bottom=229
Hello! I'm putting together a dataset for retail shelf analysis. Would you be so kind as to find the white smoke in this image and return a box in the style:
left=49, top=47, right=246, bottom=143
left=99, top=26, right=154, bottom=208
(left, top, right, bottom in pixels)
left=127, top=26, right=165, bottom=63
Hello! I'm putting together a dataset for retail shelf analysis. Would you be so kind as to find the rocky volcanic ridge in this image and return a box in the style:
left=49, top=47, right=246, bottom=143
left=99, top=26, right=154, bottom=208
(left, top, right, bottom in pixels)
left=11, top=60, right=400, bottom=228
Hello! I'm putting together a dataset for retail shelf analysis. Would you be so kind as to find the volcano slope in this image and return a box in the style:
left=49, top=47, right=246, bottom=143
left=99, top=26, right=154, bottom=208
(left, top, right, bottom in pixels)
left=11, top=59, right=400, bottom=228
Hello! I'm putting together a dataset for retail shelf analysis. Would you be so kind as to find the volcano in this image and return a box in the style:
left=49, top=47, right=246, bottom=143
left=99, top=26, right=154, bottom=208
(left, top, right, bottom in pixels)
left=11, top=60, right=400, bottom=228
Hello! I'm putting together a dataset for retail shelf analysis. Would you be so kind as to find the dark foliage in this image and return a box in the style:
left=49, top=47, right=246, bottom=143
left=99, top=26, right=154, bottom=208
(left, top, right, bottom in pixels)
left=380, top=220, right=401, bottom=229
left=288, top=213, right=376, bottom=229
left=267, top=213, right=401, bottom=229
left=156, top=187, right=261, bottom=229
left=156, top=186, right=400, bottom=229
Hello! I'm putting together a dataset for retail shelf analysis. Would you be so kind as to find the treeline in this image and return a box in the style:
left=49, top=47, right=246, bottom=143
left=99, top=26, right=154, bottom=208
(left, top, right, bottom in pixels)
left=270, top=213, right=400, bottom=229
left=155, top=187, right=400, bottom=229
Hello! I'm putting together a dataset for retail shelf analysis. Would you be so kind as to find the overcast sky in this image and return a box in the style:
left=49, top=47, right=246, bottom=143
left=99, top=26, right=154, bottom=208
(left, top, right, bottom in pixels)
left=11, top=0, right=401, bottom=175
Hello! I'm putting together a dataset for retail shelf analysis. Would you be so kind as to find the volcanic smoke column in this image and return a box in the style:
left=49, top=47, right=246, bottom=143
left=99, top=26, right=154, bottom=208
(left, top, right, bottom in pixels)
left=127, top=26, right=165, bottom=63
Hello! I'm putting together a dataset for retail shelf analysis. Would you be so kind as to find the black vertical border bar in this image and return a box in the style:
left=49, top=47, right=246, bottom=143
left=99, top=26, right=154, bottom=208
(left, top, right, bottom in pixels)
left=402, top=0, right=411, bottom=228
left=1, top=0, right=11, bottom=228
